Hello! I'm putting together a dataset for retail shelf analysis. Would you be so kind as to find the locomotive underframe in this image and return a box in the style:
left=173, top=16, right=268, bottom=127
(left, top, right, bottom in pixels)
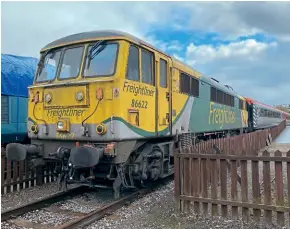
left=7, top=138, right=175, bottom=199
left=5, top=126, right=247, bottom=199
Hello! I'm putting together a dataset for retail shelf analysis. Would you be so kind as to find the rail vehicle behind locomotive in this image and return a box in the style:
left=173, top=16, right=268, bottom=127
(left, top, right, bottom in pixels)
left=246, top=97, right=290, bottom=131
left=5, top=30, right=289, bottom=198
left=1, top=54, right=37, bottom=146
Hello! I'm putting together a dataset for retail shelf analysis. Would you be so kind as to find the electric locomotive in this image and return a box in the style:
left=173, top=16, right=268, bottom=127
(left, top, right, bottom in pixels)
left=5, top=30, right=287, bottom=198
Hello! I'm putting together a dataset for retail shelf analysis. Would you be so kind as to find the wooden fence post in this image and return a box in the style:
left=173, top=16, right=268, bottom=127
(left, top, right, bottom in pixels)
left=275, top=150, right=285, bottom=226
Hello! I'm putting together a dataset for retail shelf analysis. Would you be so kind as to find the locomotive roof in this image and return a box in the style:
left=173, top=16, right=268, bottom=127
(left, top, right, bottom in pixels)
left=41, top=30, right=241, bottom=98
left=42, top=30, right=162, bottom=53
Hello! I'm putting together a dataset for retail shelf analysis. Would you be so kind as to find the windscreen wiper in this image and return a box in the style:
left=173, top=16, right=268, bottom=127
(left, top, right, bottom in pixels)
left=37, top=50, right=50, bottom=76
left=86, top=40, right=107, bottom=68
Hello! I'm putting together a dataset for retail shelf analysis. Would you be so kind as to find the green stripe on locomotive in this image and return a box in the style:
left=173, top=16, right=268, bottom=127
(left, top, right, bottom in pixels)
left=188, top=75, right=244, bottom=133
left=189, top=98, right=243, bottom=133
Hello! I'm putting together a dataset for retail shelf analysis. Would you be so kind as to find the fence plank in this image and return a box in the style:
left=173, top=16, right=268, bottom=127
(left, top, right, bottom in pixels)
left=180, top=147, right=185, bottom=212
left=184, top=147, right=191, bottom=212
left=6, top=159, right=11, bottom=193
left=287, top=150, right=290, bottom=228
left=13, top=161, right=19, bottom=191
left=263, top=150, right=272, bottom=224
left=231, top=159, right=238, bottom=218
left=241, top=152, right=249, bottom=222
left=252, top=150, right=261, bottom=222
left=201, top=154, right=208, bottom=215
left=192, top=146, right=200, bottom=215
left=220, top=156, right=228, bottom=218
left=174, top=148, right=181, bottom=210
left=19, top=161, right=24, bottom=190
left=210, top=156, right=218, bottom=216
left=274, top=150, right=285, bottom=226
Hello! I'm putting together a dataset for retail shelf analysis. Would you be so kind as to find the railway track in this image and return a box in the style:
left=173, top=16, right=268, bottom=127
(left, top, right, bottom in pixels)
left=1, top=176, right=173, bottom=229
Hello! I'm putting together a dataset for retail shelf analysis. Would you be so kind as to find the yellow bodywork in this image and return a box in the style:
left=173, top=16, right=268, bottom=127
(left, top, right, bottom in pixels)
left=28, top=32, right=246, bottom=142
left=28, top=38, right=191, bottom=140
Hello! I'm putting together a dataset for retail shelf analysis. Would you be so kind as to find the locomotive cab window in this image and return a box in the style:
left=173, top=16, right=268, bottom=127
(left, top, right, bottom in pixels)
left=141, top=49, right=154, bottom=86
left=84, top=42, right=118, bottom=77
left=59, top=46, right=84, bottom=79
left=126, top=45, right=140, bottom=81
left=160, top=59, right=167, bottom=88
left=179, top=72, right=199, bottom=97
left=180, top=73, right=190, bottom=94
left=210, top=87, right=217, bottom=102
left=36, top=50, right=61, bottom=82
left=191, top=77, right=199, bottom=97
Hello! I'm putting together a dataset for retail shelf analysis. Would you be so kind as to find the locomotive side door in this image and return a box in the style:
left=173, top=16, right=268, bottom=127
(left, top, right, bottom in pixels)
left=155, top=54, right=172, bottom=136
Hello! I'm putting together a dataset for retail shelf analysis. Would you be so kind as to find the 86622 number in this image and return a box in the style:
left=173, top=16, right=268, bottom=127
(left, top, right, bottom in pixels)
left=131, top=99, right=148, bottom=109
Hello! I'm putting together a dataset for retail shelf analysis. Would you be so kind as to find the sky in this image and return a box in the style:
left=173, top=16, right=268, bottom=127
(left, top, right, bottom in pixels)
left=1, top=1, right=290, bottom=106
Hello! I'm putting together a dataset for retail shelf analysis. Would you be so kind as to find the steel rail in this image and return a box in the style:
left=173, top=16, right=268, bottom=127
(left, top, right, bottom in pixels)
left=1, top=186, right=89, bottom=221
left=58, top=176, right=174, bottom=229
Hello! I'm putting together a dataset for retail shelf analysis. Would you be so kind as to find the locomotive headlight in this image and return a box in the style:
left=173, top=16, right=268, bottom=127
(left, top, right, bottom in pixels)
left=45, top=93, right=52, bottom=103
left=30, top=124, right=38, bottom=134
left=76, top=91, right=84, bottom=101
left=56, top=119, right=70, bottom=132
left=96, top=123, right=107, bottom=135
left=57, top=121, right=64, bottom=130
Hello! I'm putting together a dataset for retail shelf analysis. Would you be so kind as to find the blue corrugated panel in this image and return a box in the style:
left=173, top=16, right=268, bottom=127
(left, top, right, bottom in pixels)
left=1, top=54, right=38, bottom=97
left=1, top=53, right=38, bottom=144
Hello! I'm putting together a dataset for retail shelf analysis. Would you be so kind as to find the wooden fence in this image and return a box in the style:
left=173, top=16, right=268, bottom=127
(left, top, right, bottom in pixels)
left=174, top=120, right=290, bottom=227
left=1, top=150, right=57, bottom=194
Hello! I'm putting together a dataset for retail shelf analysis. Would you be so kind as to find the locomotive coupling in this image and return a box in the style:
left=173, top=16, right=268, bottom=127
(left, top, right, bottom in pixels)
left=6, top=143, right=41, bottom=161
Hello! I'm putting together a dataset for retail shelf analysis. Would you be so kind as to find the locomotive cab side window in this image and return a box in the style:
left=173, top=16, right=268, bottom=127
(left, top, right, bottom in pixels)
left=141, top=49, right=154, bottom=86
left=179, top=72, right=199, bottom=97
left=160, top=58, right=167, bottom=88
left=126, top=45, right=140, bottom=81
left=190, top=77, right=199, bottom=97
left=210, top=87, right=217, bottom=102
left=180, top=73, right=190, bottom=94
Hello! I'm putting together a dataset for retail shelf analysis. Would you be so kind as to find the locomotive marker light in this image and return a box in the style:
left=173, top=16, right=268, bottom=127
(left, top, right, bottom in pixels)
left=32, top=91, right=40, bottom=104
left=96, top=88, right=104, bottom=100
left=96, top=123, right=107, bottom=135
left=76, top=91, right=84, bottom=101
left=45, top=93, right=52, bottom=103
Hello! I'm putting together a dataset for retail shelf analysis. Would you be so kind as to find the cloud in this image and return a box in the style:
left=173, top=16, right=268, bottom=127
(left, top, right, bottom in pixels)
left=174, top=2, right=290, bottom=41
left=1, top=1, right=289, bottom=106
left=1, top=1, right=173, bottom=57
left=185, top=39, right=277, bottom=65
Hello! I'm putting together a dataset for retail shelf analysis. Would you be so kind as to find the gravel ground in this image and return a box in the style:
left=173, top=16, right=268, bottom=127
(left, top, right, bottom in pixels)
left=1, top=182, right=61, bottom=212
left=1, top=184, right=117, bottom=229
left=20, top=209, right=77, bottom=227
left=86, top=143, right=290, bottom=229
left=2, top=143, right=289, bottom=229
left=86, top=181, right=288, bottom=229
left=1, top=181, right=81, bottom=212
left=1, top=221, right=31, bottom=229
left=51, top=190, right=114, bottom=214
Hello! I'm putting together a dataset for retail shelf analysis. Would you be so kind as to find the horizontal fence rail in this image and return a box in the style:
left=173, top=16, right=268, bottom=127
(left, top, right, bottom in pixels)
left=174, top=120, right=289, bottom=227
left=1, top=150, right=58, bottom=194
